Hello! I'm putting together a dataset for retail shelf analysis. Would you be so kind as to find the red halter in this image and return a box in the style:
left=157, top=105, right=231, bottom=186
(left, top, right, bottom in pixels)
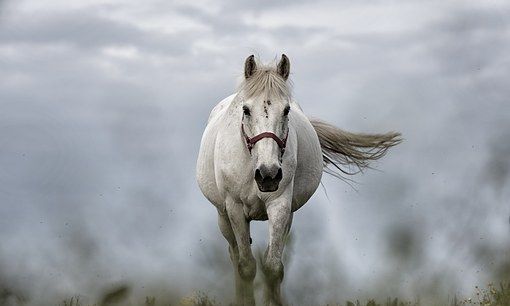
left=241, top=123, right=288, bottom=155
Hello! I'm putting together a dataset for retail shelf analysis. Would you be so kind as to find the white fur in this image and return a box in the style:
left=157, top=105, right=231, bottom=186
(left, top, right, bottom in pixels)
left=196, top=88, right=323, bottom=305
left=196, top=55, right=401, bottom=305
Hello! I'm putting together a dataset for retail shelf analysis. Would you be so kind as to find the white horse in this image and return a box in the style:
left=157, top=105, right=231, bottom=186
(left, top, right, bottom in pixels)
left=196, top=55, right=401, bottom=306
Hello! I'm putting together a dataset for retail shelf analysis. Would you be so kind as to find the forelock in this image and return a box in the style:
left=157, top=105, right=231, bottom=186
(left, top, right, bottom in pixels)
left=238, top=62, right=291, bottom=102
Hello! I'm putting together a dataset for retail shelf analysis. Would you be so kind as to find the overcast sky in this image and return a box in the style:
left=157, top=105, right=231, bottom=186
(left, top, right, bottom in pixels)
left=1, top=0, right=509, bottom=305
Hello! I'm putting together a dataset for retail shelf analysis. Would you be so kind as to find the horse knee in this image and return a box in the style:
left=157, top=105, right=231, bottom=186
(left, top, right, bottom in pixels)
left=227, top=246, right=239, bottom=264
left=263, top=258, right=284, bottom=282
left=237, top=256, right=256, bottom=281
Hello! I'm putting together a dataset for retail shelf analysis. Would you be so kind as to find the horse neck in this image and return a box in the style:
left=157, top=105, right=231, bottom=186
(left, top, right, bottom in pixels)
left=223, top=93, right=243, bottom=126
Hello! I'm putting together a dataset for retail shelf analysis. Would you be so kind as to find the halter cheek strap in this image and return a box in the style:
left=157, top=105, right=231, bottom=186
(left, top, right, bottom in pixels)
left=241, top=123, right=288, bottom=155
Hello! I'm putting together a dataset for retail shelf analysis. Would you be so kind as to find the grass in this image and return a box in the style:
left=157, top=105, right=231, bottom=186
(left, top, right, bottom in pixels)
left=56, top=282, right=510, bottom=306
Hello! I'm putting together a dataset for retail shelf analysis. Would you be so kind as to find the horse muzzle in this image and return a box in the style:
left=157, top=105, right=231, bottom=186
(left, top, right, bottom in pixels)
left=254, top=165, right=283, bottom=192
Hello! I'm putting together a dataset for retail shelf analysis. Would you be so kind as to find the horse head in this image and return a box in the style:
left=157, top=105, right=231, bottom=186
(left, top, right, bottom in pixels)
left=239, top=54, right=291, bottom=192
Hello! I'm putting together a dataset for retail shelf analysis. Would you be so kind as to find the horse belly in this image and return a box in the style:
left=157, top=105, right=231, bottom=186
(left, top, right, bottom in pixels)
left=291, top=115, right=323, bottom=211
left=196, top=123, right=224, bottom=209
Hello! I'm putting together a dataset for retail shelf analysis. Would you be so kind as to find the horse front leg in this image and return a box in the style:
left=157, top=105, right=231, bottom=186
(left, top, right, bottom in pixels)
left=262, top=196, right=293, bottom=306
left=226, top=197, right=256, bottom=306
left=217, top=210, right=244, bottom=305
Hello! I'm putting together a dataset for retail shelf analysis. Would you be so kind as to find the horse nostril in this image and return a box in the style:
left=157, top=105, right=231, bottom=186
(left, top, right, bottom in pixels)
left=255, top=166, right=282, bottom=180
left=254, top=166, right=282, bottom=192
left=275, top=168, right=283, bottom=181
left=255, top=169, right=263, bottom=181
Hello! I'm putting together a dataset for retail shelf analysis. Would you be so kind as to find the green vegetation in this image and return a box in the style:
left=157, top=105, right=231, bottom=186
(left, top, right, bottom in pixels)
left=57, top=282, right=510, bottom=306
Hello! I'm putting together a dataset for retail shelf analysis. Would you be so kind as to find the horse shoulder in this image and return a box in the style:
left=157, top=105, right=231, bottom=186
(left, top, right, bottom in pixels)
left=214, top=121, right=253, bottom=198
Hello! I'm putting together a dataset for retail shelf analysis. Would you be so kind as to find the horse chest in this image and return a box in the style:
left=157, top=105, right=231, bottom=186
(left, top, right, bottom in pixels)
left=241, top=197, right=268, bottom=221
left=217, top=160, right=270, bottom=220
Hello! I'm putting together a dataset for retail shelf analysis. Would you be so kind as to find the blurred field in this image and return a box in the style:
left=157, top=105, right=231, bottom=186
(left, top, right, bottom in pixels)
left=53, top=282, right=510, bottom=306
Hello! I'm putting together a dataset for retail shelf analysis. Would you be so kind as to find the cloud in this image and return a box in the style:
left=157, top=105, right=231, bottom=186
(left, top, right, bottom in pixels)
left=0, top=0, right=509, bottom=305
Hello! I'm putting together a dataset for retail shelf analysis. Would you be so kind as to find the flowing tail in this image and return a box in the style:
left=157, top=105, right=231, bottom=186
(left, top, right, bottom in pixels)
left=310, top=119, right=402, bottom=178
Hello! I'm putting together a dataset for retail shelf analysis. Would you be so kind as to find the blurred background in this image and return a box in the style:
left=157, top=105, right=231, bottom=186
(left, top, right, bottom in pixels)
left=0, top=0, right=509, bottom=305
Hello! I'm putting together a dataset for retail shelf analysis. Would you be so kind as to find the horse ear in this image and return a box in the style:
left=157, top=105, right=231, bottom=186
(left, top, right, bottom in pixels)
left=277, top=54, right=290, bottom=80
left=244, top=55, right=257, bottom=79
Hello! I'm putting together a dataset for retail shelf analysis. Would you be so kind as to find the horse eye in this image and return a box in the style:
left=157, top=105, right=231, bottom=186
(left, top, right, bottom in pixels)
left=243, top=106, right=251, bottom=116
left=283, top=106, right=290, bottom=116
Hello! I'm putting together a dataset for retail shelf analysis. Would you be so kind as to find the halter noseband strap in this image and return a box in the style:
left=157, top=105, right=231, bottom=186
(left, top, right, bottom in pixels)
left=241, top=123, right=288, bottom=155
